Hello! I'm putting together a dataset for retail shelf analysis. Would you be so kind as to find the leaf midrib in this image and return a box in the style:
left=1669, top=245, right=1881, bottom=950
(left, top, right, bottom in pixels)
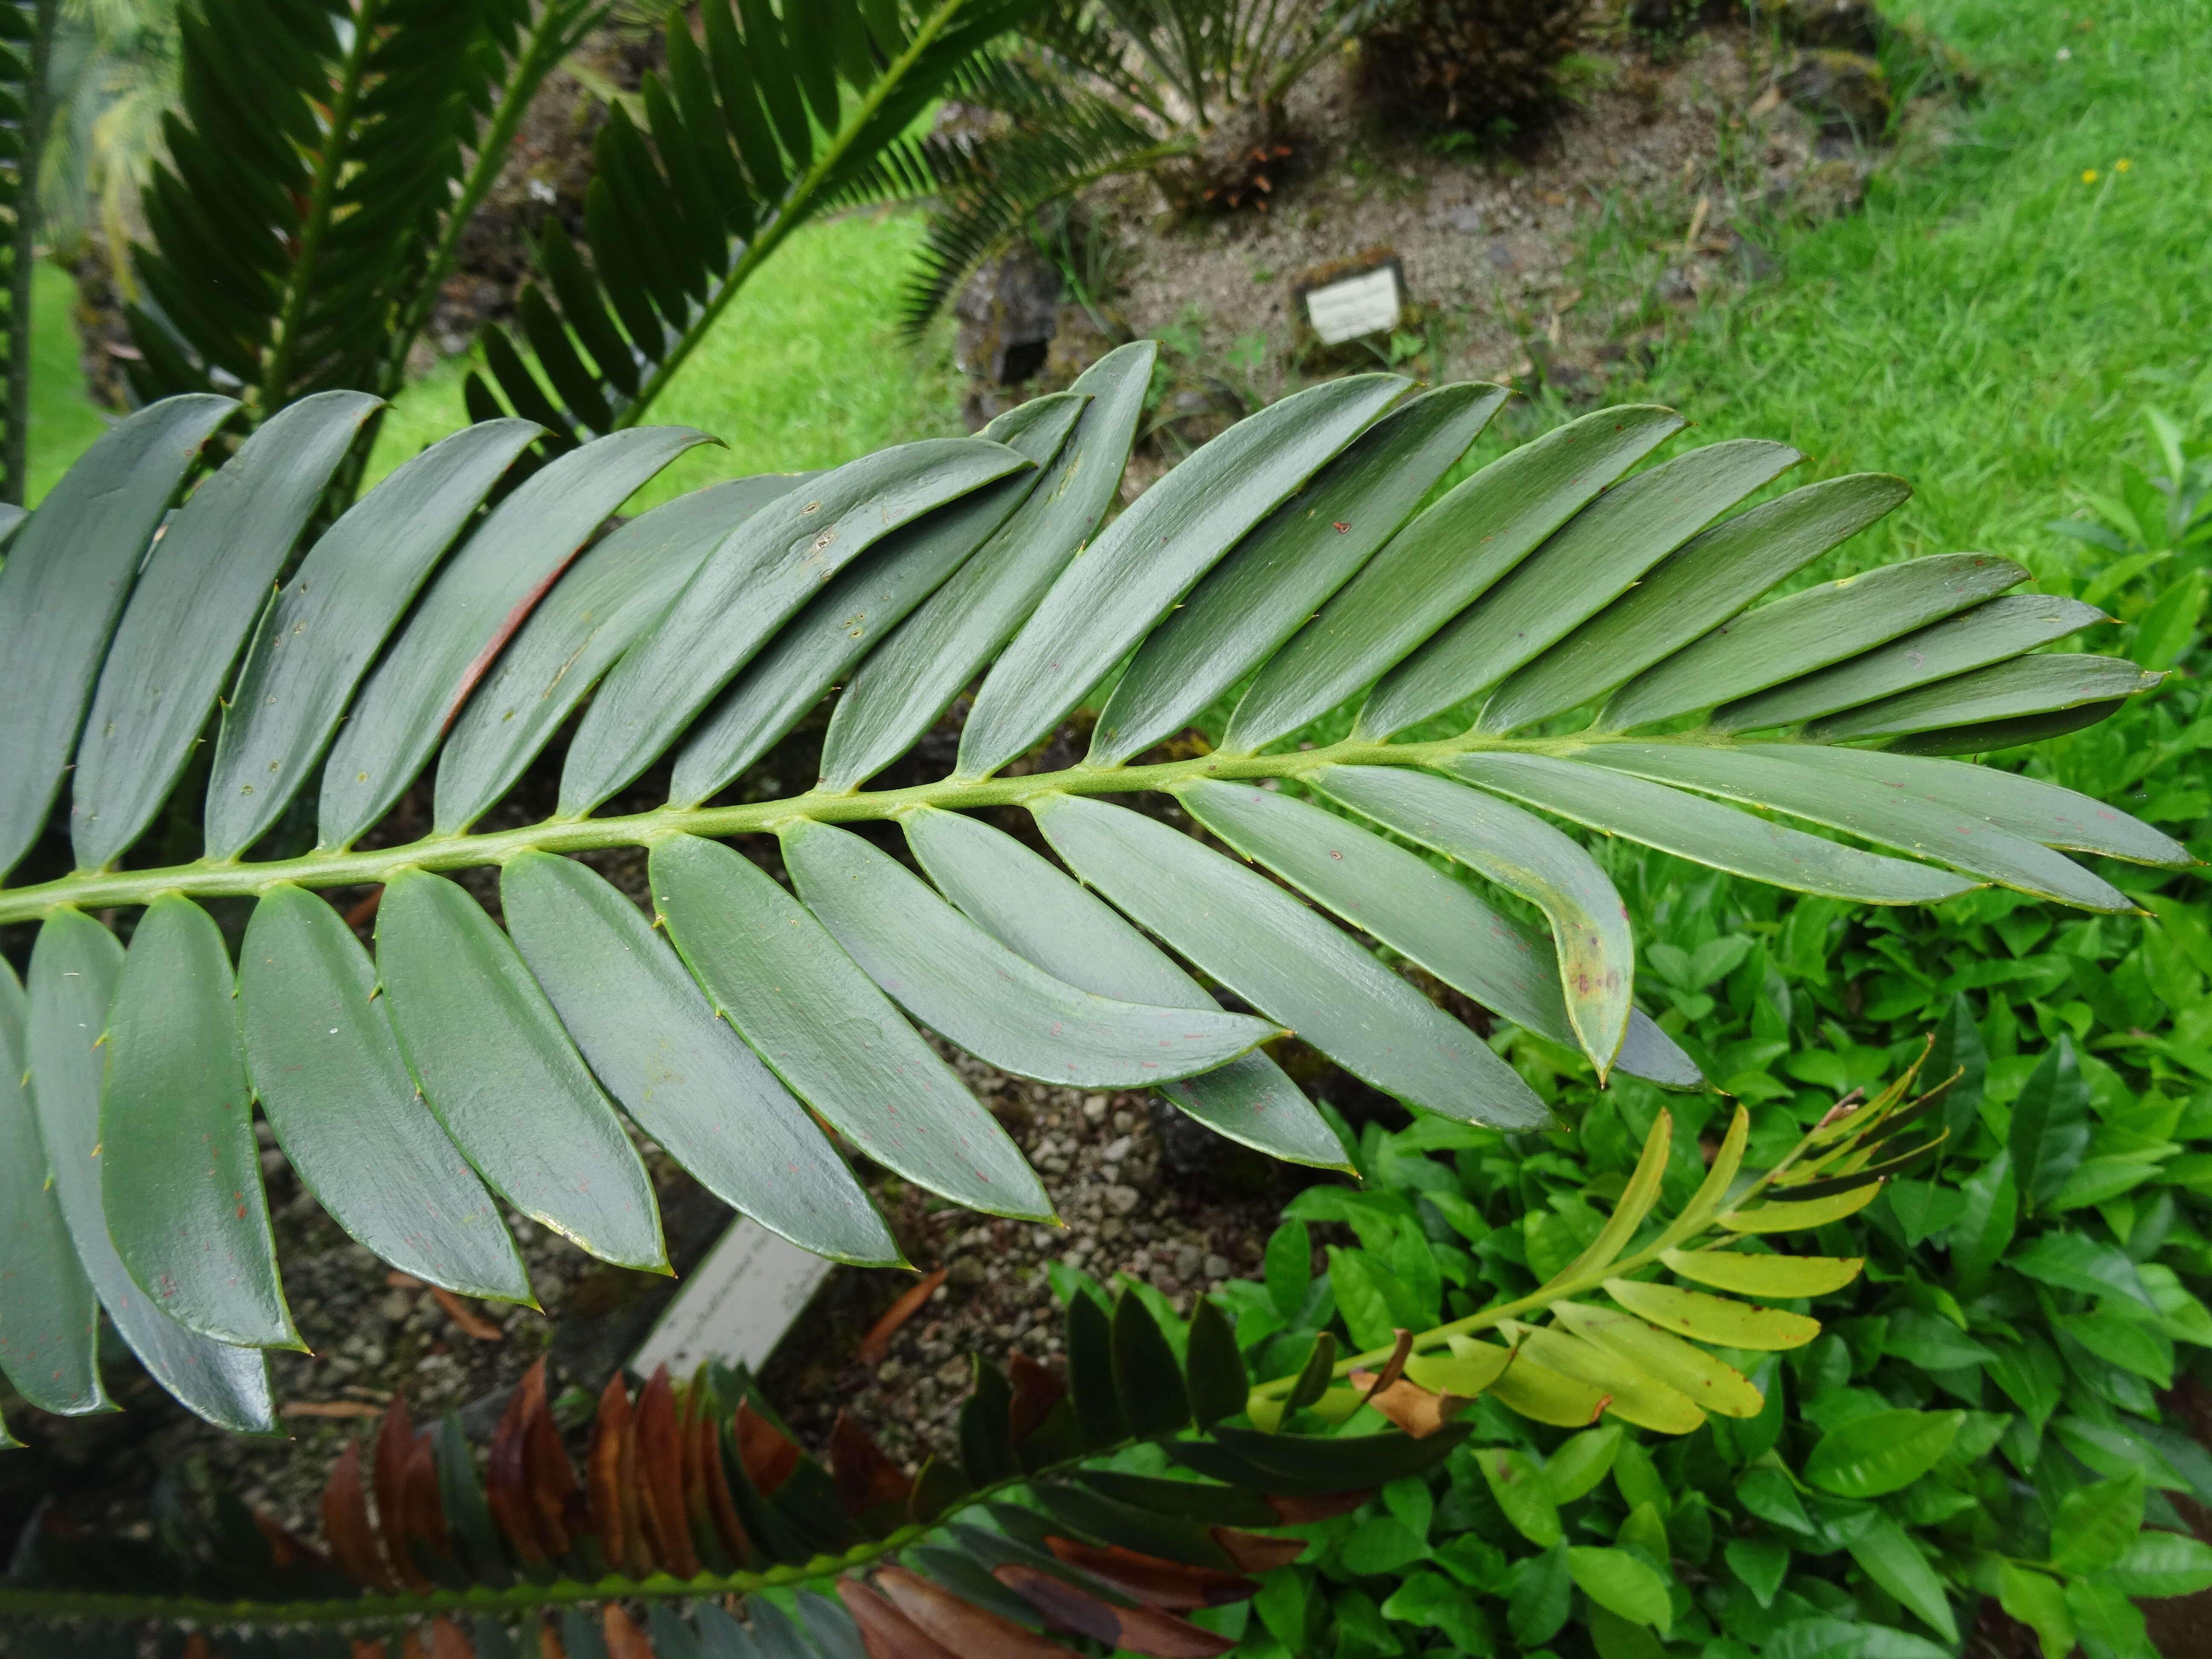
left=0, top=729, right=1733, bottom=922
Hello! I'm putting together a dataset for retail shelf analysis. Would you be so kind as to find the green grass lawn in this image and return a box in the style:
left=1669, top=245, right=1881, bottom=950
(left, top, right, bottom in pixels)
left=1627, top=0, right=2211, bottom=583
left=24, top=260, right=113, bottom=506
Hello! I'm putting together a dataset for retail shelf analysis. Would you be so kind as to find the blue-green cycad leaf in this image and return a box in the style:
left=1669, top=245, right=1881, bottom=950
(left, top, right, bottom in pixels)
left=0, top=373, right=2177, bottom=1437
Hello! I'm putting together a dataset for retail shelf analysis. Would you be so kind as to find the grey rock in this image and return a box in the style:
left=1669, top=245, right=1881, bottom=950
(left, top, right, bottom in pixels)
left=1443, top=205, right=1487, bottom=235
left=1105, top=1185, right=1142, bottom=1215
left=1204, top=1254, right=1232, bottom=1280
left=953, top=242, right=1062, bottom=386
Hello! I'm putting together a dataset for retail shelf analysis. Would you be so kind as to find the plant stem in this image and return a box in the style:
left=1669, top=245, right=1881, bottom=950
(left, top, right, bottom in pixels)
left=0, top=729, right=1653, bottom=922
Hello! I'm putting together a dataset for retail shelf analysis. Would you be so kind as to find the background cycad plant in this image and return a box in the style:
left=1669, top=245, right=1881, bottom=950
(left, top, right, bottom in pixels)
left=894, top=0, right=1388, bottom=331
left=97, top=0, right=1033, bottom=496
left=0, top=341, right=2183, bottom=1436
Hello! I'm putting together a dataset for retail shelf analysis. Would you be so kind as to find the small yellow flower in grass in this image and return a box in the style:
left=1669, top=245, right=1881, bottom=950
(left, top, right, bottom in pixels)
left=2116, top=157, right=2133, bottom=172
left=2082, top=168, right=2099, bottom=183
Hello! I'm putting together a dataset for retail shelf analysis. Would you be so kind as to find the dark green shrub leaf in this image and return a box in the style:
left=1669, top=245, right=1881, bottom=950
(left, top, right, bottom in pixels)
left=1844, top=1513, right=1957, bottom=1642
left=2052, top=1472, right=2147, bottom=1577
left=2101, top=1529, right=2212, bottom=1598
left=1569, top=1545, right=1674, bottom=1634
left=2011, top=1037, right=2093, bottom=1214
left=1803, top=1409, right=1962, bottom=1498
left=2064, top=1578, right=2156, bottom=1659
left=1508, top=1540, right=1572, bottom=1647
left=1726, top=1535, right=1791, bottom=1607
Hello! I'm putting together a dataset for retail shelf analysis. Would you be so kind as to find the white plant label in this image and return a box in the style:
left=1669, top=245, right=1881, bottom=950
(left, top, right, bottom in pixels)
left=630, top=1217, right=836, bottom=1379
left=1305, top=267, right=1401, bottom=345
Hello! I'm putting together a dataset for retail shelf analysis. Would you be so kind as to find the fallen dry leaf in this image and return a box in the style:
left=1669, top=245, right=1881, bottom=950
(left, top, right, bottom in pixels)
left=432, top=1285, right=505, bottom=1341
left=859, top=1267, right=949, bottom=1367
left=284, top=1400, right=386, bottom=1420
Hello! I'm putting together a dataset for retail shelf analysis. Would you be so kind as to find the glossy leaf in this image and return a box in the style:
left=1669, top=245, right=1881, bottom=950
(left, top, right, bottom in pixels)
left=1476, top=1447, right=1562, bottom=1546
left=71, top=392, right=378, bottom=870
left=1716, top=592, right=2107, bottom=730
left=1309, top=764, right=1634, bottom=1075
left=26, top=911, right=275, bottom=1431
left=962, top=374, right=1407, bottom=777
left=2102, top=1530, right=2212, bottom=1597
left=566, top=437, right=1032, bottom=812
left=1478, top=472, right=1913, bottom=733
left=377, top=867, right=667, bottom=1270
left=1360, top=436, right=1801, bottom=739
left=782, top=817, right=1278, bottom=1086
left=101, top=895, right=296, bottom=1348
left=1603, top=1279, right=1821, bottom=1350
left=501, top=850, right=899, bottom=1266
left=1802, top=1409, right=1962, bottom=1497
left=1032, top=792, right=1549, bottom=1127
left=1845, top=1514, right=1957, bottom=1643
left=1091, top=382, right=1506, bottom=764
left=206, top=418, right=543, bottom=858
left=437, top=474, right=806, bottom=832
left=903, top=804, right=1349, bottom=1170
left=240, top=884, right=530, bottom=1303
left=1578, top=742, right=2131, bottom=911
left=2011, top=1037, right=2092, bottom=1215
left=1598, top=550, right=2030, bottom=729
left=0, top=958, right=106, bottom=1415
left=649, top=832, right=1053, bottom=1222
left=2052, top=1473, right=2145, bottom=1577
left=0, top=394, right=236, bottom=878
left=819, top=344, right=1153, bottom=793
left=1447, top=752, right=1976, bottom=905
left=1568, top=1546, right=1672, bottom=1634
left=322, top=426, right=712, bottom=847
left=1228, top=404, right=1685, bottom=751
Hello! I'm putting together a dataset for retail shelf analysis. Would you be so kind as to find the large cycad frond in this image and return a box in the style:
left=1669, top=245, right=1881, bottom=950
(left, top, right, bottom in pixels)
left=0, top=344, right=2179, bottom=1432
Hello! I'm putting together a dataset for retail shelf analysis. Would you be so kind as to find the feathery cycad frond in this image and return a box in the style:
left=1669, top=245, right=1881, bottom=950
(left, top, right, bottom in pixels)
left=463, top=0, right=1043, bottom=455
left=123, top=0, right=594, bottom=428
left=0, top=0, right=57, bottom=505
left=896, top=0, right=1397, bottom=331
left=0, top=346, right=2180, bottom=1432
